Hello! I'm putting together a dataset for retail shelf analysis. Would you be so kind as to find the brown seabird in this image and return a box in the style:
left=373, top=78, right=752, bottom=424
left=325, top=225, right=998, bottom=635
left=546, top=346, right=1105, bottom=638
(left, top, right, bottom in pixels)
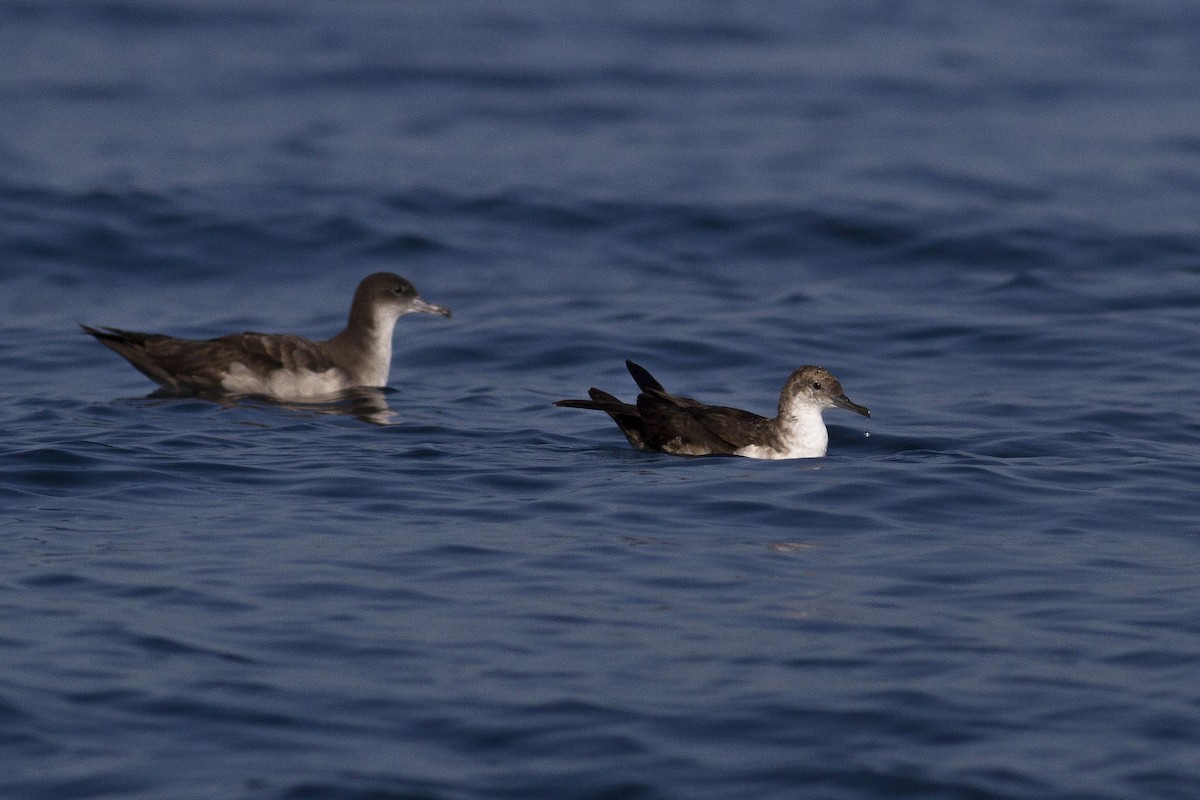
left=82, top=272, right=450, bottom=401
left=556, top=360, right=869, bottom=459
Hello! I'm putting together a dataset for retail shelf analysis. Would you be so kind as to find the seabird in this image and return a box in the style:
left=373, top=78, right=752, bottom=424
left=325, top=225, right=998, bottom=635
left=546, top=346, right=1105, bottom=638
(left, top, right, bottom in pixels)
left=82, top=272, right=450, bottom=401
left=555, top=360, right=869, bottom=459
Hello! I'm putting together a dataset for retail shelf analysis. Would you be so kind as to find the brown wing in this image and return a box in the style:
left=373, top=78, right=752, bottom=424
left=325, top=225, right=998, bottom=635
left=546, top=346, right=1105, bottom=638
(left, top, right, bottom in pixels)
left=637, top=392, right=771, bottom=456
left=214, top=332, right=337, bottom=374
left=558, top=362, right=771, bottom=456
left=624, top=361, right=773, bottom=455
left=83, top=326, right=338, bottom=393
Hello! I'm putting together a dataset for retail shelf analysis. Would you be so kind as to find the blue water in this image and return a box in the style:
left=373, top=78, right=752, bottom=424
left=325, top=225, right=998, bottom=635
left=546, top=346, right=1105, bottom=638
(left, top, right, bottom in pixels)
left=3, top=2, right=1199, bottom=799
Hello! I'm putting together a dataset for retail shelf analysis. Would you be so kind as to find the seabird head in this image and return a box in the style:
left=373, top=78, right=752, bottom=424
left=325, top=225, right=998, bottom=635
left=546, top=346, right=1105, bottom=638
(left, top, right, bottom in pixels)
left=356, top=272, right=452, bottom=323
left=779, top=365, right=870, bottom=419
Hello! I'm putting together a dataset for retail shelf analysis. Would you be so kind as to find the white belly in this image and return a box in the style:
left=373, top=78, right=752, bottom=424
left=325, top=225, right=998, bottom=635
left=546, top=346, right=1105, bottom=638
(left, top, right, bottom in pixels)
left=735, top=442, right=826, bottom=460
left=221, top=362, right=351, bottom=401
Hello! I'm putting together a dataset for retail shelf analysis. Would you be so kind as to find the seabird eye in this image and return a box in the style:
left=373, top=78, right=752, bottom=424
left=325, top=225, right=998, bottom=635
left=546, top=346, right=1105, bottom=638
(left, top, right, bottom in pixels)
left=812, top=381, right=822, bottom=390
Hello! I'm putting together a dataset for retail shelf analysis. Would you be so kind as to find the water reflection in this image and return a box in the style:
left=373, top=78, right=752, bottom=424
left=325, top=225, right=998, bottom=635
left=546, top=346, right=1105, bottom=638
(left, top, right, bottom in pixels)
left=273, top=387, right=397, bottom=426
left=145, top=387, right=397, bottom=425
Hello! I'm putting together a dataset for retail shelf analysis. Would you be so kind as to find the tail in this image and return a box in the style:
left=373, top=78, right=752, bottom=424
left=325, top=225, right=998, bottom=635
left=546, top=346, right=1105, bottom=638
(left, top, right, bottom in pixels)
left=555, top=388, right=648, bottom=450
left=80, top=324, right=180, bottom=390
left=554, top=388, right=637, bottom=415
left=80, top=324, right=162, bottom=349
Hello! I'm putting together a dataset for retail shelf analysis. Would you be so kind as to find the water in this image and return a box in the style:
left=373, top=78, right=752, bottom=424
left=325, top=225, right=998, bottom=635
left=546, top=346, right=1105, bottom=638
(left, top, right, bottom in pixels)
left=3, top=2, right=1199, bottom=799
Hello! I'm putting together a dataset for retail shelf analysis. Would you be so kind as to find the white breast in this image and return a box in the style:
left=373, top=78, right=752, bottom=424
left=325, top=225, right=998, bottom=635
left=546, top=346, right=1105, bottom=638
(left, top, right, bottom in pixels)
left=735, top=409, right=829, bottom=460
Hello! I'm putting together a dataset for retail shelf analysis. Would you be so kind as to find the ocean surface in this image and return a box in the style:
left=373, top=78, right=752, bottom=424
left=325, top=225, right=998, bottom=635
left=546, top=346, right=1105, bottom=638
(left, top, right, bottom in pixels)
left=2, top=2, right=1199, bottom=799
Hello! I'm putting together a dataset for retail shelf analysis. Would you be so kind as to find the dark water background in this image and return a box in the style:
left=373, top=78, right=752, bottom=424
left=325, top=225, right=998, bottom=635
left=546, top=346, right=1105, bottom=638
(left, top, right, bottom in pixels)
left=3, top=2, right=1199, bottom=798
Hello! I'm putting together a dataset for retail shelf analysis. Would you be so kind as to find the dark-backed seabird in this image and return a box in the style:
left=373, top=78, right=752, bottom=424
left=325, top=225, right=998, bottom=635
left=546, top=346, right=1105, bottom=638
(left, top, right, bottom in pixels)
left=82, top=272, right=450, bottom=401
left=556, top=360, right=869, bottom=459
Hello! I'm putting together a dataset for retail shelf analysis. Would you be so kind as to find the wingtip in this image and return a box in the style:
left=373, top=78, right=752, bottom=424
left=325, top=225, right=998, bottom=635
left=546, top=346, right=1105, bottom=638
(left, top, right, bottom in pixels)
left=81, top=324, right=125, bottom=340
left=625, top=360, right=665, bottom=393
left=80, top=323, right=111, bottom=339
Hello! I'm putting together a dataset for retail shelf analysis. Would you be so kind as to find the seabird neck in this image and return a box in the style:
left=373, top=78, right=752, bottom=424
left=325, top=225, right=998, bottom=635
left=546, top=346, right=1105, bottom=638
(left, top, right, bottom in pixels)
left=327, top=303, right=396, bottom=387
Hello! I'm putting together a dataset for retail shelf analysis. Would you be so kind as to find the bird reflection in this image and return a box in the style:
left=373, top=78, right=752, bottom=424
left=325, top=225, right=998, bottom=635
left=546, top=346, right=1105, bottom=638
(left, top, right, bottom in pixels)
left=287, top=387, right=397, bottom=425
left=146, top=386, right=398, bottom=425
